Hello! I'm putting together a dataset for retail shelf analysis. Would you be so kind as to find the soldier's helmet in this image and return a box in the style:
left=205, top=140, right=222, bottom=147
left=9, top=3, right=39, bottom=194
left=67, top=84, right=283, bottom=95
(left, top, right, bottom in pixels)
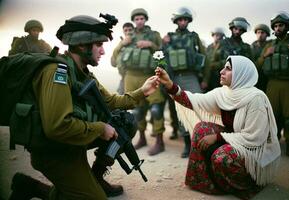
left=254, top=24, right=270, bottom=36
left=24, top=20, right=43, bottom=32
left=171, top=7, right=193, bottom=24
left=270, top=11, right=289, bottom=30
left=211, top=27, right=225, bottom=37
left=56, top=15, right=109, bottom=46
left=131, top=8, right=148, bottom=21
left=229, top=17, right=250, bottom=32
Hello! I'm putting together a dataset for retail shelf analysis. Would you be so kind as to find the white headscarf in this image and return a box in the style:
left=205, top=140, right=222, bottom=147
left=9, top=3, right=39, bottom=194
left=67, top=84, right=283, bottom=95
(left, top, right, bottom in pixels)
left=175, top=55, right=281, bottom=185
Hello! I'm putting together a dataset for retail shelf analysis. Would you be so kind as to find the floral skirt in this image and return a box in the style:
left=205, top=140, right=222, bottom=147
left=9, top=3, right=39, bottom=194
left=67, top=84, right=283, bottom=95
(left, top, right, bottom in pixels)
left=185, top=122, right=261, bottom=199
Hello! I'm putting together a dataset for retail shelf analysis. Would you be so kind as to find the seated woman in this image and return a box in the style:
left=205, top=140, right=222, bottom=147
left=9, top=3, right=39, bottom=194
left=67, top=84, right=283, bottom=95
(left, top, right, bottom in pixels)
left=156, top=55, right=281, bottom=199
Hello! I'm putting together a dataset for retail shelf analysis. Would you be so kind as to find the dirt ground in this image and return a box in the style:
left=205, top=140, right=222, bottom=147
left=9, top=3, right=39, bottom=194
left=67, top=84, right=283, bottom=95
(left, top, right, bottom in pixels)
left=1, top=118, right=289, bottom=200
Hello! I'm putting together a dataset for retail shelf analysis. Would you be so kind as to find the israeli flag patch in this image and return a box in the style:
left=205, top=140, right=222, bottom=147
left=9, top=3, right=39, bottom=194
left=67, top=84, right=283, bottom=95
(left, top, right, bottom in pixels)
left=53, top=63, right=68, bottom=84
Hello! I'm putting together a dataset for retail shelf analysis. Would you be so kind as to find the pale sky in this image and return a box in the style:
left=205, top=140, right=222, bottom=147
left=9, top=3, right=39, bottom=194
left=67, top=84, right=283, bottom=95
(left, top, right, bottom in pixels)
left=0, top=0, right=288, bottom=91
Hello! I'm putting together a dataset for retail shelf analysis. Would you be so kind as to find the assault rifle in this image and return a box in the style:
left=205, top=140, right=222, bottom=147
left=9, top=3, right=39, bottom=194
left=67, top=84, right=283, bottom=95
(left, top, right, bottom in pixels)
left=78, top=79, right=148, bottom=182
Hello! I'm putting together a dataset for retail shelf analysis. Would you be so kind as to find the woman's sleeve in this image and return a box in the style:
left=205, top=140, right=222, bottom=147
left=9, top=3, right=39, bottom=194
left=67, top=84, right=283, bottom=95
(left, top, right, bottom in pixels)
left=166, top=83, right=193, bottom=109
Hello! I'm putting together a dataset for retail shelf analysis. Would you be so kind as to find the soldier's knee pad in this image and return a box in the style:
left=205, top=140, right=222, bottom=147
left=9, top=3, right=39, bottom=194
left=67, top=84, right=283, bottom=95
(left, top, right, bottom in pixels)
left=132, top=107, right=146, bottom=121
left=150, top=103, right=164, bottom=120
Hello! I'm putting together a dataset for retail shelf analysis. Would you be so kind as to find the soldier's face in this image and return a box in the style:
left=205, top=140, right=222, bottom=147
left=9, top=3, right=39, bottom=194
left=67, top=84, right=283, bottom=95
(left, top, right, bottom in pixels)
left=212, top=33, right=223, bottom=42
left=232, top=27, right=245, bottom=37
left=177, top=18, right=189, bottom=30
left=255, top=30, right=267, bottom=42
left=123, top=26, right=134, bottom=36
left=273, top=23, right=286, bottom=37
left=220, top=61, right=232, bottom=86
left=28, top=27, right=41, bottom=38
left=91, top=42, right=105, bottom=66
left=134, top=15, right=146, bottom=29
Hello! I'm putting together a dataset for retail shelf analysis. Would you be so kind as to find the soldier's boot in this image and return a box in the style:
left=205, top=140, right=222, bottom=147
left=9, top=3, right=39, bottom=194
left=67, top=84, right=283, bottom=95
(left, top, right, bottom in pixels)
left=92, top=161, right=124, bottom=197
left=134, top=131, right=147, bottom=149
left=148, top=133, right=165, bottom=156
left=9, top=172, right=51, bottom=200
left=181, top=135, right=191, bottom=158
left=169, top=128, right=178, bottom=140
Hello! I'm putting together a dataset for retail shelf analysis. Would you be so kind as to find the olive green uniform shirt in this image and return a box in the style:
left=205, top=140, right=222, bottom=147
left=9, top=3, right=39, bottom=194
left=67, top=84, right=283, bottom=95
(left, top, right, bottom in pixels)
left=32, top=60, right=145, bottom=146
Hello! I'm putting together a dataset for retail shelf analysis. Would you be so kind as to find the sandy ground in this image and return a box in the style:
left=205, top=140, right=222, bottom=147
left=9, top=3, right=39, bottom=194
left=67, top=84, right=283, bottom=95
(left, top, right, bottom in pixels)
left=1, top=119, right=289, bottom=200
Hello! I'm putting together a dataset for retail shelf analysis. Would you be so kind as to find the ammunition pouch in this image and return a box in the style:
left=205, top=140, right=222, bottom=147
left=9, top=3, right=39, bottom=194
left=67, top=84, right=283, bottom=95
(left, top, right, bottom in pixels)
left=168, top=48, right=205, bottom=72
left=121, top=47, right=156, bottom=71
left=263, top=53, right=289, bottom=78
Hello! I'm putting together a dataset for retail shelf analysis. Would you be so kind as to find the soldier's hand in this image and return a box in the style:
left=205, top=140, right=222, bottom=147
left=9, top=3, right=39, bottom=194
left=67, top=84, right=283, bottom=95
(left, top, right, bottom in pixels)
left=141, top=76, right=160, bottom=96
left=163, top=35, right=170, bottom=44
left=155, top=67, right=173, bottom=89
left=263, top=47, right=275, bottom=58
left=136, top=40, right=152, bottom=48
left=121, top=36, right=132, bottom=46
left=101, top=124, right=118, bottom=141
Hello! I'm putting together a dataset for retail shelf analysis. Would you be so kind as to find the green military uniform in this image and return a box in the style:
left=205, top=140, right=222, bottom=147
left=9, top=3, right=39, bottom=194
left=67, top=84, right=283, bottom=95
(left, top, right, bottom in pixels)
left=111, top=40, right=126, bottom=94
left=219, top=36, right=253, bottom=64
left=206, top=41, right=223, bottom=89
left=30, top=55, right=145, bottom=200
left=258, top=33, right=289, bottom=141
left=8, top=35, right=52, bottom=55
left=123, top=25, right=165, bottom=135
left=9, top=20, right=51, bottom=55
left=251, top=39, right=271, bottom=91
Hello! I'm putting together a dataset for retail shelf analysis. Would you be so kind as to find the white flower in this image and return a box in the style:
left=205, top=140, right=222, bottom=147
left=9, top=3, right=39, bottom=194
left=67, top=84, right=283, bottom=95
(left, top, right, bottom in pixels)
left=153, top=51, right=165, bottom=60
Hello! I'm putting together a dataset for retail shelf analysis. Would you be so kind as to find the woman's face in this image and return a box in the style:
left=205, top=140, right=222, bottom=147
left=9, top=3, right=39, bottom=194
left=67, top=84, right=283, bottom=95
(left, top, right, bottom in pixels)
left=220, top=61, right=232, bottom=86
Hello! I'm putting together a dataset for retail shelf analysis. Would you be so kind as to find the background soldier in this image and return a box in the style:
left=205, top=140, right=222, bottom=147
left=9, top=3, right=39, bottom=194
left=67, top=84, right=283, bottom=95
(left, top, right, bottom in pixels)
left=251, top=24, right=271, bottom=91
left=206, top=27, right=225, bottom=90
left=163, top=7, right=209, bottom=158
left=8, top=19, right=52, bottom=55
left=9, top=14, right=160, bottom=199
left=257, top=12, right=289, bottom=155
left=219, top=17, right=253, bottom=63
left=121, top=8, right=166, bottom=156
left=111, top=22, right=134, bottom=94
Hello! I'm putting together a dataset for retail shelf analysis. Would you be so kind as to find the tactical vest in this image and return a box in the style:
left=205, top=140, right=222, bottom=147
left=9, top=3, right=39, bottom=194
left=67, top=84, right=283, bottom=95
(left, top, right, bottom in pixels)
left=9, top=56, right=98, bottom=151
left=121, top=28, right=157, bottom=72
left=263, top=36, right=289, bottom=78
left=221, top=37, right=251, bottom=59
left=164, top=31, right=205, bottom=72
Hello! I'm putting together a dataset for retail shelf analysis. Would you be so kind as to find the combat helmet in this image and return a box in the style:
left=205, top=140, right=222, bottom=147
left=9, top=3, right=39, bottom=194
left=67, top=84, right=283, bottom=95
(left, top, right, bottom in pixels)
left=229, top=17, right=250, bottom=32
left=171, top=7, right=193, bottom=24
left=211, top=27, right=225, bottom=37
left=131, top=8, right=148, bottom=21
left=270, top=11, right=289, bottom=29
left=254, top=24, right=270, bottom=36
left=56, top=14, right=117, bottom=45
left=24, top=20, right=43, bottom=32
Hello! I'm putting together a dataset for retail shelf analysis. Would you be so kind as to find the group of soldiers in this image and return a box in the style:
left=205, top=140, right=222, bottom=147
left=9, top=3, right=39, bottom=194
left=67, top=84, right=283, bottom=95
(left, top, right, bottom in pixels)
left=6, top=7, right=289, bottom=200
left=109, top=8, right=289, bottom=158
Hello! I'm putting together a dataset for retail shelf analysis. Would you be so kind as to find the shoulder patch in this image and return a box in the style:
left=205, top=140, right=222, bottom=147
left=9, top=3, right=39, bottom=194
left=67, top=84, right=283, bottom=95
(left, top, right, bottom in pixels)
left=53, top=63, right=68, bottom=84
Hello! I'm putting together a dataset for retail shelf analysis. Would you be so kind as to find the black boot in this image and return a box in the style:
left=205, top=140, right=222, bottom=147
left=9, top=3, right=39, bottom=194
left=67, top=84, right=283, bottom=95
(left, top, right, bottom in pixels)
left=92, top=161, right=124, bottom=197
left=181, top=135, right=191, bottom=158
left=134, top=131, right=147, bottom=149
left=9, top=172, right=51, bottom=200
left=169, top=128, right=178, bottom=140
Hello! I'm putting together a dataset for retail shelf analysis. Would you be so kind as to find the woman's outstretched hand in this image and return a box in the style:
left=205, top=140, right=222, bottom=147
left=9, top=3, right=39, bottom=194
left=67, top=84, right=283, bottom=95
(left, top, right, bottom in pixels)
left=155, top=67, right=173, bottom=90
